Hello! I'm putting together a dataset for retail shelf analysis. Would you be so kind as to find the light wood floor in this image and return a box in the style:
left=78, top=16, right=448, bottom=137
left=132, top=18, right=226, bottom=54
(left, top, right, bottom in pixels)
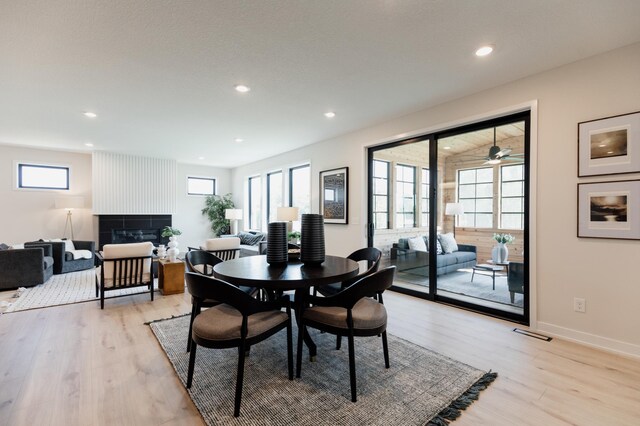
left=0, top=290, right=639, bottom=425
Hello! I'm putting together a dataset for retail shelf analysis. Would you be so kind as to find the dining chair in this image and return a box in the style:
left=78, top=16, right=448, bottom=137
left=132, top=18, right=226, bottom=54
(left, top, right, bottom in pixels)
left=296, top=266, right=396, bottom=403
left=185, top=272, right=293, bottom=417
left=184, top=250, right=258, bottom=352
left=314, top=247, right=382, bottom=297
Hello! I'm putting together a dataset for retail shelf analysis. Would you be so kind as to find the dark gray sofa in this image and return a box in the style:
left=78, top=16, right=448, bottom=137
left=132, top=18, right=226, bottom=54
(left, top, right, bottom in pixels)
left=0, top=244, right=54, bottom=289
left=26, top=240, right=95, bottom=275
left=390, top=237, right=477, bottom=276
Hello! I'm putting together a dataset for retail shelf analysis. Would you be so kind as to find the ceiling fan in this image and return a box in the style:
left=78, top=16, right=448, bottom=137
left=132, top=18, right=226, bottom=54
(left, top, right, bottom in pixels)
left=457, top=127, right=524, bottom=165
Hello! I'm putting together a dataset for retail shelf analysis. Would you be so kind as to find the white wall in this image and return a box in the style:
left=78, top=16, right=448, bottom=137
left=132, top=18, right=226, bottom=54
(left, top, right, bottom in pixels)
left=0, top=145, right=93, bottom=244
left=174, top=163, right=232, bottom=250
left=232, top=42, right=640, bottom=357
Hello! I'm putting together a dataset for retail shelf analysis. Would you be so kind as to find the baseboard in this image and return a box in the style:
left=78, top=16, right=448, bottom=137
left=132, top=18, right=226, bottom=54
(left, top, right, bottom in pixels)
left=536, top=322, right=640, bottom=360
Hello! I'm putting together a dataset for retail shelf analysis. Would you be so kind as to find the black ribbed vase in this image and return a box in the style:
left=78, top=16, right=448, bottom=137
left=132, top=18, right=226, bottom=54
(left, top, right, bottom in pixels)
left=300, top=214, right=325, bottom=265
left=266, top=222, right=288, bottom=265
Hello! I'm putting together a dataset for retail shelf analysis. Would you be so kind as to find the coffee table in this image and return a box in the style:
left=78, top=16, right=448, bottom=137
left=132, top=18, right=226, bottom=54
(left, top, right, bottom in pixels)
left=471, top=263, right=505, bottom=290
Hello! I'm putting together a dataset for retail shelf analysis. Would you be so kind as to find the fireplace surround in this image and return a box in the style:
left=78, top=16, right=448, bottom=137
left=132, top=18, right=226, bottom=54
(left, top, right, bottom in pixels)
left=97, top=215, right=171, bottom=250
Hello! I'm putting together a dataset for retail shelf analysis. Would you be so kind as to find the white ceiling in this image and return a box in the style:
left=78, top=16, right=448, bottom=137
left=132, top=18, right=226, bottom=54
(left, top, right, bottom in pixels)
left=1, top=1, right=640, bottom=168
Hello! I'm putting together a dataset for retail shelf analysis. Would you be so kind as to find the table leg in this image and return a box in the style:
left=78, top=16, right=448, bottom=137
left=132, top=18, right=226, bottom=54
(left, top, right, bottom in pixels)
left=294, top=288, right=317, bottom=361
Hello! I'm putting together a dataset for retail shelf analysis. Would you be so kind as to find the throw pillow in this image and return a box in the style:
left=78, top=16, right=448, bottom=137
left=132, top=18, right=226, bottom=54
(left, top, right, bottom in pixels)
left=238, top=231, right=264, bottom=246
left=439, top=233, right=458, bottom=254
left=0, top=243, right=10, bottom=251
left=407, top=236, right=427, bottom=252
left=435, top=237, right=443, bottom=255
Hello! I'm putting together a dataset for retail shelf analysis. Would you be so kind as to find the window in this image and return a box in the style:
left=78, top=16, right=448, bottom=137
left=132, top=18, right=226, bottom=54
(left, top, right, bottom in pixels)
left=18, top=163, right=69, bottom=190
left=372, top=160, right=389, bottom=229
left=421, top=168, right=430, bottom=226
left=500, top=164, right=525, bottom=230
left=267, top=171, right=283, bottom=223
left=248, top=176, right=262, bottom=230
left=187, top=176, right=215, bottom=196
left=457, top=167, right=493, bottom=228
left=289, top=165, right=310, bottom=232
left=395, top=164, right=416, bottom=228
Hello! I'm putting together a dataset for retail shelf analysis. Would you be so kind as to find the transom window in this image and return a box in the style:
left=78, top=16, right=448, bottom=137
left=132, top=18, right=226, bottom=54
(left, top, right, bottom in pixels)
left=187, top=176, right=215, bottom=196
left=372, top=160, right=389, bottom=229
left=500, top=164, right=525, bottom=230
left=457, top=167, right=494, bottom=228
left=18, top=163, right=69, bottom=190
left=395, top=164, right=416, bottom=228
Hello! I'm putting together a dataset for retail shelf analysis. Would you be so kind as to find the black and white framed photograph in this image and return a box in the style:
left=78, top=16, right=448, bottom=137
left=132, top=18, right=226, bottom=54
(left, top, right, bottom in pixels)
left=578, top=111, right=640, bottom=177
left=320, top=167, right=348, bottom=224
left=578, top=180, right=640, bottom=240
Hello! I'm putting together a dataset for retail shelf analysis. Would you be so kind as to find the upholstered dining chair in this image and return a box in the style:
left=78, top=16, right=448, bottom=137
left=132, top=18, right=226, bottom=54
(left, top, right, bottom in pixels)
left=296, top=266, right=396, bottom=403
left=185, top=272, right=293, bottom=418
left=314, top=247, right=382, bottom=297
left=184, top=250, right=258, bottom=352
left=95, top=242, right=154, bottom=309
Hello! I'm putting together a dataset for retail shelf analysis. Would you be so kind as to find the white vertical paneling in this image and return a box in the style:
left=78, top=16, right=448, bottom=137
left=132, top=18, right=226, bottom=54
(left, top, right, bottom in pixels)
left=92, top=152, right=176, bottom=214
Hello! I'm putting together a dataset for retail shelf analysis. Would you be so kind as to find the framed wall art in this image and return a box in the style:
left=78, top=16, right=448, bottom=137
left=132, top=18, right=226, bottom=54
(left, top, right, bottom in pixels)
left=577, top=180, right=640, bottom=240
left=578, top=111, right=640, bottom=177
left=320, top=167, right=348, bottom=224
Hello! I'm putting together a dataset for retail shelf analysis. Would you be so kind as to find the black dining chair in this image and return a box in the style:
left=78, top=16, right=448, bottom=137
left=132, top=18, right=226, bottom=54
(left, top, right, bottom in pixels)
left=296, top=266, right=396, bottom=403
left=185, top=272, right=293, bottom=417
left=184, top=250, right=258, bottom=352
left=314, top=247, right=382, bottom=297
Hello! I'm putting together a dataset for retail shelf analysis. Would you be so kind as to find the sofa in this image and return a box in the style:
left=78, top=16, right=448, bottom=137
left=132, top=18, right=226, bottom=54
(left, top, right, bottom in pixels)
left=0, top=243, right=54, bottom=289
left=390, top=236, right=477, bottom=276
left=232, top=231, right=266, bottom=256
left=25, top=240, right=95, bottom=275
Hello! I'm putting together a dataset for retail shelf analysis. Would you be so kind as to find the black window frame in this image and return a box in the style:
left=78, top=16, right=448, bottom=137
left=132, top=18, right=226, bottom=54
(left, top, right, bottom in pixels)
left=500, top=163, right=525, bottom=230
left=395, top=163, right=416, bottom=228
left=248, top=175, right=262, bottom=230
left=288, top=164, right=310, bottom=209
left=267, top=170, right=283, bottom=223
left=18, top=163, right=70, bottom=190
left=372, top=159, right=390, bottom=230
left=186, top=176, right=216, bottom=196
left=457, top=166, right=494, bottom=229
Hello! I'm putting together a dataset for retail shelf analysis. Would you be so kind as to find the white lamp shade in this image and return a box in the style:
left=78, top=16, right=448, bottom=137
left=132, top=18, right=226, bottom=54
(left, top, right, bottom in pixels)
left=445, top=203, right=465, bottom=216
left=55, top=196, right=84, bottom=210
left=277, top=207, right=299, bottom=221
left=225, top=209, right=243, bottom=220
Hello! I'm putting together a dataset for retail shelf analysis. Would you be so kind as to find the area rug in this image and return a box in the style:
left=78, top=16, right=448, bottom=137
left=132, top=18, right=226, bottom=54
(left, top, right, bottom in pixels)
left=150, top=315, right=496, bottom=425
left=3, top=269, right=157, bottom=313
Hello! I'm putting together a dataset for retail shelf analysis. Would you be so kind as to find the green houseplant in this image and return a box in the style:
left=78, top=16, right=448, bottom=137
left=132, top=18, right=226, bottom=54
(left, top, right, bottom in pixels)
left=161, top=226, right=182, bottom=238
left=201, top=193, right=235, bottom=236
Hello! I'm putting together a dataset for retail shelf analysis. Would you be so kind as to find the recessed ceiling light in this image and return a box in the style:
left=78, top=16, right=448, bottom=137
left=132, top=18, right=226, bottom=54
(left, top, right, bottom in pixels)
left=234, top=84, right=250, bottom=93
left=83, top=112, right=97, bottom=118
left=607, top=151, right=614, bottom=154
left=324, top=111, right=336, bottom=118
left=84, top=143, right=94, bottom=147
left=234, top=138, right=244, bottom=143
left=443, top=146, right=451, bottom=150
left=475, top=45, right=494, bottom=57
left=599, top=143, right=606, bottom=147
left=198, top=156, right=205, bottom=160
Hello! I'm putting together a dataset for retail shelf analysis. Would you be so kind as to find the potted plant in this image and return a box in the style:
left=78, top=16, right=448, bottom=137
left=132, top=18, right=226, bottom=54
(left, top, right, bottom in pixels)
left=287, top=231, right=301, bottom=244
left=492, top=233, right=515, bottom=263
left=201, top=193, right=235, bottom=236
left=162, top=226, right=182, bottom=262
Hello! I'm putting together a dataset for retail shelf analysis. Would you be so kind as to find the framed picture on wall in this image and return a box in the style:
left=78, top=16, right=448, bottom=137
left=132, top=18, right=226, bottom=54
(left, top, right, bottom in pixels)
left=320, top=167, right=348, bottom=224
left=577, top=180, right=640, bottom=240
left=578, top=111, right=640, bottom=177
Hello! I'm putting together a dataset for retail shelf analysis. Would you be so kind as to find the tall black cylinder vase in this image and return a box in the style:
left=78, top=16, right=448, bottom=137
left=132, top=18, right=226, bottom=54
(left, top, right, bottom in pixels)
left=300, top=214, right=325, bottom=265
left=266, top=222, right=288, bottom=265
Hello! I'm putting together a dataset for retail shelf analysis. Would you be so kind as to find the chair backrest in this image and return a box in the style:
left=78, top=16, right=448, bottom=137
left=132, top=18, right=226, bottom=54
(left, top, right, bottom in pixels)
left=185, top=250, right=223, bottom=276
left=102, top=242, right=153, bottom=287
left=508, top=261, right=525, bottom=291
left=185, top=272, right=267, bottom=316
left=344, top=247, right=382, bottom=286
left=329, top=266, right=395, bottom=309
left=201, top=237, right=241, bottom=260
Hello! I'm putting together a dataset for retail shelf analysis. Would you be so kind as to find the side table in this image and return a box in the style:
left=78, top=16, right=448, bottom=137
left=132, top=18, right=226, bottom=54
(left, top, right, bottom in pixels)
left=158, top=258, right=185, bottom=295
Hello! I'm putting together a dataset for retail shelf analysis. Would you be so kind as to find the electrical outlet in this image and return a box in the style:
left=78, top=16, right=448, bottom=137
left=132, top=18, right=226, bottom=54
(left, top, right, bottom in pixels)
left=574, top=297, right=586, bottom=313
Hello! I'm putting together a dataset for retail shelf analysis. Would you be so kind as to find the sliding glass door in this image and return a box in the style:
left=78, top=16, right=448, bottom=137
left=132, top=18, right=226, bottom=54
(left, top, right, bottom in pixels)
left=368, top=112, right=530, bottom=324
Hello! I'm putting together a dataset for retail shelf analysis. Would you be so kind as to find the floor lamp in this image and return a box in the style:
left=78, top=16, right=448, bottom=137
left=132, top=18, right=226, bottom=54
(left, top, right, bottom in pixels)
left=225, top=209, right=243, bottom=235
left=55, top=196, right=85, bottom=240
left=445, top=202, right=464, bottom=237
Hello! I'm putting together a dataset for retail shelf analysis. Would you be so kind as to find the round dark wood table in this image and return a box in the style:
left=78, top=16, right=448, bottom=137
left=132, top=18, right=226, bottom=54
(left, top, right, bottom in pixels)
left=213, top=255, right=359, bottom=359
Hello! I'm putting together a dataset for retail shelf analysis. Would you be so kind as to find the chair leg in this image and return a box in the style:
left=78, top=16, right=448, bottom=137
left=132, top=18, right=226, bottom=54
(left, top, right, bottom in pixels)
left=234, top=341, right=247, bottom=417
left=336, top=335, right=342, bottom=350
left=186, top=304, right=196, bottom=352
left=510, top=291, right=515, bottom=304
left=296, top=324, right=304, bottom=378
left=186, top=341, right=197, bottom=388
left=150, top=281, right=154, bottom=301
left=347, top=330, right=357, bottom=402
left=100, top=286, right=105, bottom=310
left=471, top=269, right=475, bottom=282
left=286, top=319, right=294, bottom=380
left=382, top=331, right=390, bottom=369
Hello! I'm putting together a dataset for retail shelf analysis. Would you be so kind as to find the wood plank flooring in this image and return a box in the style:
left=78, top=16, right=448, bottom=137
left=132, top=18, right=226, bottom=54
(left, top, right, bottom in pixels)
left=0, top=290, right=638, bottom=425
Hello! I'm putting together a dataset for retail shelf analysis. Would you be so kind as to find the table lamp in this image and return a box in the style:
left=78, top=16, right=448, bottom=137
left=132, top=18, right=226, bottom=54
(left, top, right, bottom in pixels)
left=445, top=202, right=465, bottom=236
left=277, top=207, right=299, bottom=234
left=55, top=196, right=85, bottom=240
left=225, top=209, right=243, bottom=235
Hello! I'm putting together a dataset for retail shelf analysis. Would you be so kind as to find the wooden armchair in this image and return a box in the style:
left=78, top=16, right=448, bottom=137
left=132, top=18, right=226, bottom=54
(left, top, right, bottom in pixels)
left=95, top=242, right=154, bottom=309
left=188, top=237, right=240, bottom=261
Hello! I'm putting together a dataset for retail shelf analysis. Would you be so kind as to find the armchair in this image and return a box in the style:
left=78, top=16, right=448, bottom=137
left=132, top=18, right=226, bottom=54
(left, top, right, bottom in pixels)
left=0, top=245, right=54, bottom=289
left=25, top=239, right=95, bottom=275
left=507, top=261, right=525, bottom=303
left=188, top=237, right=240, bottom=261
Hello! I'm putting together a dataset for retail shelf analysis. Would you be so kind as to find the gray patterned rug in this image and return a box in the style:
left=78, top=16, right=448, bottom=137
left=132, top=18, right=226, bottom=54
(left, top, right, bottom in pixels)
left=3, top=269, right=157, bottom=313
left=150, top=315, right=496, bottom=425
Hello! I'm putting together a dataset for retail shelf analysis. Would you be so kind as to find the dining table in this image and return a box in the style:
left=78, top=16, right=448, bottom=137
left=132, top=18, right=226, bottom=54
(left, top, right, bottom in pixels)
left=213, top=254, right=359, bottom=360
